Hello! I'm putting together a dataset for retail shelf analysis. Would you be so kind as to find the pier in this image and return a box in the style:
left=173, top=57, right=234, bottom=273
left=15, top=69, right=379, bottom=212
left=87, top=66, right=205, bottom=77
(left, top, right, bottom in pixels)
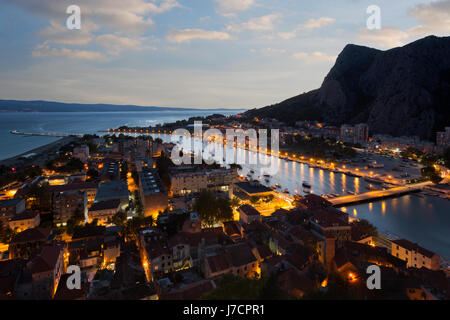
left=10, top=130, right=83, bottom=138
left=329, top=181, right=433, bottom=207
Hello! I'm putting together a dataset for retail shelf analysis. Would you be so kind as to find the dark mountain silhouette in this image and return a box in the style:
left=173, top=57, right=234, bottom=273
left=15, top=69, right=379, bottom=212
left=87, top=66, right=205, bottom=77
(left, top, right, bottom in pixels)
left=245, top=35, right=450, bottom=140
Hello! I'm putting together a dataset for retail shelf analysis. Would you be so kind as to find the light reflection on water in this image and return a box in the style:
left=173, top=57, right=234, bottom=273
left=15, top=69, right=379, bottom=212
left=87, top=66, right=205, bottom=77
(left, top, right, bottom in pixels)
left=145, top=133, right=450, bottom=258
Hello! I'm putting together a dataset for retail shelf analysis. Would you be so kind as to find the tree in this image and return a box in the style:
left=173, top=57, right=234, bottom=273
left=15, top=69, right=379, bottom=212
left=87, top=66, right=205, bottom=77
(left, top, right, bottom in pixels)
left=66, top=208, right=85, bottom=235
left=86, top=169, right=99, bottom=181
left=443, top=148, right=450, bottom=169
left=194, top=191, right=233, bottom=227
left=201, top=274, right=291, bottom=300
left=421, top=166, right=443, bottom=184
left=249, top=196, right=260, bottom=206
left=350, top=219, right=378, bottom=237
left=110, top=211, right=127, bottom=227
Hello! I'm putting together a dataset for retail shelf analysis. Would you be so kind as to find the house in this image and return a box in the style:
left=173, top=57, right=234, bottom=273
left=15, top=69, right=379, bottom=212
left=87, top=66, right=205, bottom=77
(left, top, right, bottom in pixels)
left=8, top=211, right=40, bottom=233
left=29, top=245, right=65, bottom=299
left=9, top=228, right=54, bottom=260
left=238, top=205, right=261, bottom=224
left=88, top=199, right=121, bottom=225
left=0, top=199, right=26, bottom=225
left=204, top=243, right=259, bottom=279
left=308, top=207, right=351, bottom=247
left=392, top=239, right=441, bottom=271
left=222, top=221, right=242, bottom=242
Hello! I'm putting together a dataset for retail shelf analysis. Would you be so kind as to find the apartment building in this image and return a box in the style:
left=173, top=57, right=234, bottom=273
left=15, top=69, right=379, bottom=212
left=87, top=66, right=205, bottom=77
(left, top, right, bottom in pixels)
left=391, top=239, right=441, bottom=271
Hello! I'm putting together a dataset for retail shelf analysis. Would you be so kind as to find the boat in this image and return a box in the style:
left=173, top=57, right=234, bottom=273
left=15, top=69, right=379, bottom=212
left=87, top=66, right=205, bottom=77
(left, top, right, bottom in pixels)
left=265, top=179, right=270, bottom=183
left=274, top=184, right=281, bottom=189
left=263, top=174, right=271, bottom=178
left=250, top=170, right=255, bottom=174
left=347, top=191, right=356, bottom=195
left=282, top=189, right=290, bottom=194
left=365, top=184, right=378, bottom=191
left=302, top=181, right=312, bottom=188
left=303, top=188, right=311, bottom=194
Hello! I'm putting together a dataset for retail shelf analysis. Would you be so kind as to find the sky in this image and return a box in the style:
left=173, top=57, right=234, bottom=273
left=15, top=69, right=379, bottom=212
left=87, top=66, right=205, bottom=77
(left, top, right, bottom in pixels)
left=0, top=0, right=449, bottom=109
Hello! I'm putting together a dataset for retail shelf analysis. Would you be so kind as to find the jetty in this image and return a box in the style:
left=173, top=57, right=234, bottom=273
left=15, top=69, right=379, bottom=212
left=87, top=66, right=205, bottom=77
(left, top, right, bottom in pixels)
left=10, top=130, right=82, bottom=138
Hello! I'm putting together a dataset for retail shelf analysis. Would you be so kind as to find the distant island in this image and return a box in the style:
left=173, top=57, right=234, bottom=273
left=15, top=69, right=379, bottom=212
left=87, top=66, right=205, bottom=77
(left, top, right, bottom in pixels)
left=0, top=99, right=243, bottom=113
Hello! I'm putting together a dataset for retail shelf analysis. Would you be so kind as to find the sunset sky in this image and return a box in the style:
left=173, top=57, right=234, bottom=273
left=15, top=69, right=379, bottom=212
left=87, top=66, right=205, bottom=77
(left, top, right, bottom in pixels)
left=0, top=0, right=449, bottom=109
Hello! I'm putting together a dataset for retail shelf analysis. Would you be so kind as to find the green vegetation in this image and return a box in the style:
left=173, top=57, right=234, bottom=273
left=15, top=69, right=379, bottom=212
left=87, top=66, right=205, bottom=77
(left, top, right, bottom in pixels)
left=0, top=165, right=42, bottom=189
left=201, top=274, right=292, bottom=300
left=45, top=157, right=84, bottom=174
left=156, top=151, right=173, bottom=190
left=0, top=220, right=16, bottom=244
left=350, top=219, right=378, bottom=237
left=288, top=136, right=356, bottom=160
left=421, top=166, right=443, bottom=184
left=66, top=208, right=86, bottom=235
left=193, top=190, right=233, bottom=227
left=443, top=148, right=450, bottom=169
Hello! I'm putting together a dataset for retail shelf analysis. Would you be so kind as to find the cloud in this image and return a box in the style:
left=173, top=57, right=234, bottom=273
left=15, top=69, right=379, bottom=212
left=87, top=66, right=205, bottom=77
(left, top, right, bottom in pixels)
left=96, top=34, right=155, bottom=55
left=228, top=13, right=283, bottom=32
left=277, top=16, right=335, bottom=40
left=6, top=0, right=180, bottom=34
left=357, top=0, right=450, bottom=49
left=408, top=0, right=450, bottom=36
left=213, top=0, right=255, bottom=16
left=251, top=48, right=287, bottom=56
left=166, top=29, right=232, bottom=43
left=292, top=51, right=337, bottom=63
left=358, top=28, right=410, bottom=48
left=32, top=43, right=104, bottom=60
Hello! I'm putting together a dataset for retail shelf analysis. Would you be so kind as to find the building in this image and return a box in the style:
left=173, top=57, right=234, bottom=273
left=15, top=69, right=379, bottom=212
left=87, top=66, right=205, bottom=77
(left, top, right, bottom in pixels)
left=8, top=211, right=40, bottom=232
left=138, top=169, right=168, bottom=218
left=234, top=181, right=275, bottom=198
left=9, top=228, right=55, bottom=260
left=392, top=239, right=441, bottom=271
left=48, top=182, right=98, bottom=207
left=95, top=180, right=129, bottom=210
left=73, top=145, right=89, bottom=162
left=136, top=157, right=155, bottom=172
left=203, top=243, right=259, bottom=279
left=100, top=161, right=121, bottom=182
left=170, top=168, right=237, bottom=197
left=0, top=199, right=26, bottom=225
left=88, top=199, right=121, bottom=225
left=238, top=205, right=262, bottom=224
left=436, top=127, right=450, bottom=147
left=308, top=207, right=351, bottom=248
left=139, top=228, right=172, bottom=281
left=52, top=190, right=87, bottom=227
left=29, top=245, right=65, bottom=299
left=340, top=123, right=369, bottom=144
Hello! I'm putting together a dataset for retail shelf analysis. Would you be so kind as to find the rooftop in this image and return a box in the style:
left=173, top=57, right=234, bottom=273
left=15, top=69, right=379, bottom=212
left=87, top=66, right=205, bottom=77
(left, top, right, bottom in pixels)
left=89, top=199, right=121, bottom=212
left=235, top=181, right=274, bottom=195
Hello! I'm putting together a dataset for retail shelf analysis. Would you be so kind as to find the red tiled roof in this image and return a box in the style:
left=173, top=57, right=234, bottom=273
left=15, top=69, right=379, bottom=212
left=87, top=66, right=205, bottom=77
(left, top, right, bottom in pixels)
left=238, top=205, right=261, bottom=217
left=10, top=227, right=52, bottom=244
left=31, top=246, right=62, bottom=274
left=10, top=211, right=38, bottom=222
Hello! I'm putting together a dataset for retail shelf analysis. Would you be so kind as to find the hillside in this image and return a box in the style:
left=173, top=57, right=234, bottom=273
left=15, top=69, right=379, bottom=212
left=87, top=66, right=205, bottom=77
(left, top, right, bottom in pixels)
left=245, top=35, right=450, bottom=140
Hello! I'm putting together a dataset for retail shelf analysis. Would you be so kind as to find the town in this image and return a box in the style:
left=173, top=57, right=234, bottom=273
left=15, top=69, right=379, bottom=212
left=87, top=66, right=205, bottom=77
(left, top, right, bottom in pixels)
left=1, top=113, right=449, bottom=300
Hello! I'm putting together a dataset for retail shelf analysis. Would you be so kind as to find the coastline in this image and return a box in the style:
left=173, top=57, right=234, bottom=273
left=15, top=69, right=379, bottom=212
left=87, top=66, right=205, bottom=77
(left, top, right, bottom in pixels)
left=0, top=136, right=78, bottom=167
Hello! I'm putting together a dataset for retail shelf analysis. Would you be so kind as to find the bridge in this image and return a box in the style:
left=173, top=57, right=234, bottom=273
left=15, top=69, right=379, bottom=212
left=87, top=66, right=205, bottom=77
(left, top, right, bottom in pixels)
left=329, top=181, right=433, bottom=207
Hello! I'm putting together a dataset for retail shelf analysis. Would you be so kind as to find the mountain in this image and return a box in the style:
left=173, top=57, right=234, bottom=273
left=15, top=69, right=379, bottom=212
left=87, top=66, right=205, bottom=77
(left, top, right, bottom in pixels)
left=244, top=35, right=450, bottom=140
left=0, top=100, right=237, bottom=113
